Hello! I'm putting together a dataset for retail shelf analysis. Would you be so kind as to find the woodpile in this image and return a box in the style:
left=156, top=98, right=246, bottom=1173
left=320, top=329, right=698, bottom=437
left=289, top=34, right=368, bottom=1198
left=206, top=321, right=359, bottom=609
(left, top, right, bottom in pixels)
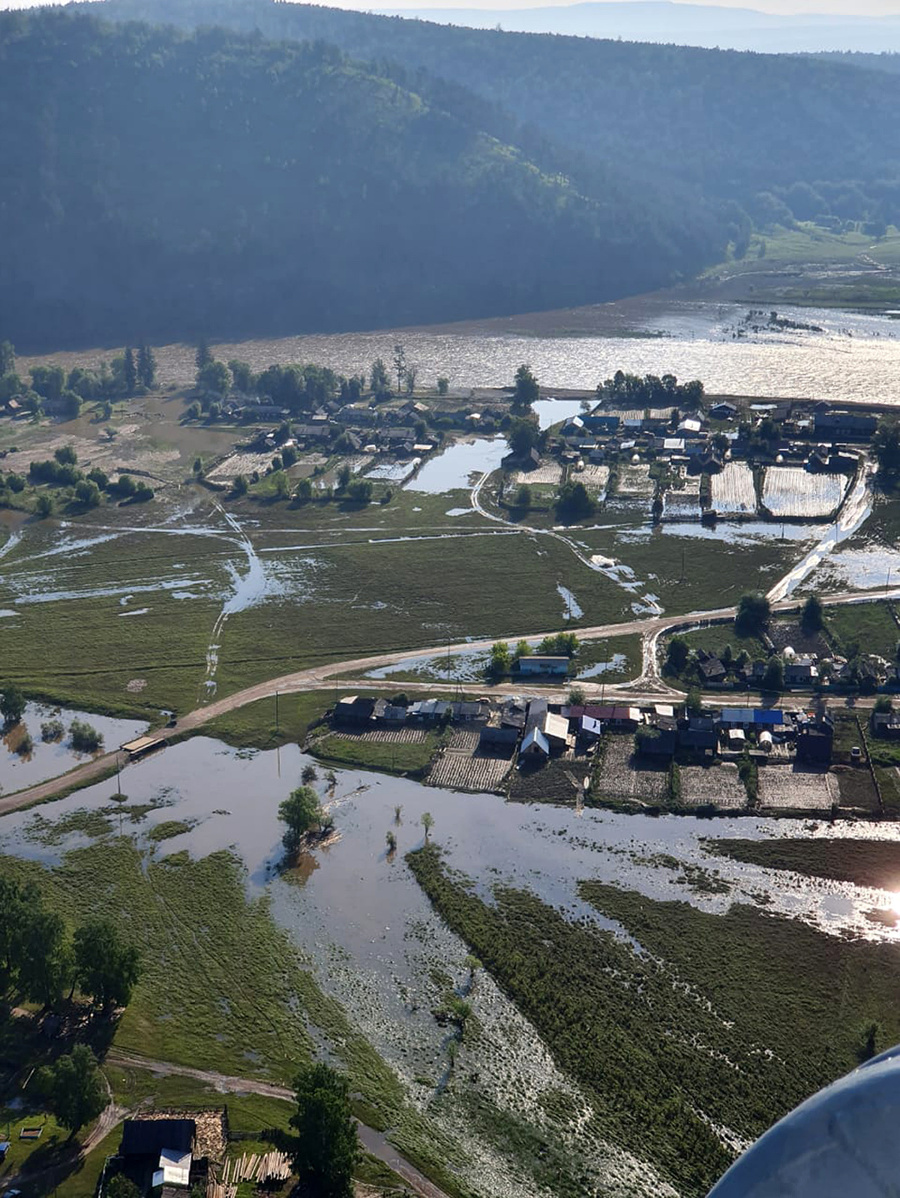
left=207, top=1149, right=292, bottom=1195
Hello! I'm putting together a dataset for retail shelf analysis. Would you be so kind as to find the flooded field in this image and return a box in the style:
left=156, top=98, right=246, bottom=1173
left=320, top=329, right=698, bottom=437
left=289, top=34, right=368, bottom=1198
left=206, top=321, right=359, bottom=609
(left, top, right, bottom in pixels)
left=0, top=701, right=146, bottom=794
left=407, top=437, right=507, bottom=494
left=6, top=733, right=900, bottom=1193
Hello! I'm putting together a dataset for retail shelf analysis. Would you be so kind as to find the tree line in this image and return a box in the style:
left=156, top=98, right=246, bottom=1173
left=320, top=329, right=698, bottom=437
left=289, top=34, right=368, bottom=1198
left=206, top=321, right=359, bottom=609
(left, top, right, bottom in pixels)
left=0, top=340, right=156, bottom=418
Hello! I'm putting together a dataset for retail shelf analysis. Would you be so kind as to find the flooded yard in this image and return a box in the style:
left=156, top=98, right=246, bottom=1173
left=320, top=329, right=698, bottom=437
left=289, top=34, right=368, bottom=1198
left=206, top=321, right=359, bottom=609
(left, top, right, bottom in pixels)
left=407, top=437, right=506, bottom=493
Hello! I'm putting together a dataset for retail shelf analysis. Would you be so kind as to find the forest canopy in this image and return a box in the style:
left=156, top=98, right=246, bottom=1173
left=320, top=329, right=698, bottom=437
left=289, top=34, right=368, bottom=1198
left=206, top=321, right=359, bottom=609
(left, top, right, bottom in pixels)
left=4, top=2, right=900, bottom=348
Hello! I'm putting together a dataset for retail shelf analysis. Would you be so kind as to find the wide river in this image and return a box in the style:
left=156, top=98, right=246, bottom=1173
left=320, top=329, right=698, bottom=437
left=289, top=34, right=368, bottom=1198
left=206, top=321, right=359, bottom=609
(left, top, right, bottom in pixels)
left=186, top=298, right=900, bottom=404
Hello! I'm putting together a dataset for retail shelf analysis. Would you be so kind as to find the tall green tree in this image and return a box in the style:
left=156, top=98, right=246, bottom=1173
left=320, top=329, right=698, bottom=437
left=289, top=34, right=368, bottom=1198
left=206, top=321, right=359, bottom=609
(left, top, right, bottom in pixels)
left=800, top=594, right=825, bottom=633
left=18, top=909, right=71, bottom=1007
left=289, top=1064, right=359, bottom=1198
left=735, top=592, right=771, bottom=636
left=136, top=342, right=156, bottom=389
left=512, top=364, right=539, bottom=412
left=762, top=656, right=784, bottom=692
left=279, top=785, right=323, bottom=853
left=35, top=1045, right=106, bottom=1140
left=393, top=343, right=407, bottom=393
left=123, top=347, right=137, bottom=395
left=73, top=919, right=141, bottom=1009
left=0, top=874, right=40, bottom=978
left=369, top=358, right=390, bottom=398
left=507, top=416, right=540, bottom=457
left=0, top=341, right=15, bottom=375
left=197, top=360, right=230, bottom=397
left=30, top=364, right=65, bottom=403
left=195, top=338, right=212, bottom=371
left=228, top=359, right=254, bottom=392
left=873, top=420, right=900, bottom=476
left=0, top=684, right=26, bottom=725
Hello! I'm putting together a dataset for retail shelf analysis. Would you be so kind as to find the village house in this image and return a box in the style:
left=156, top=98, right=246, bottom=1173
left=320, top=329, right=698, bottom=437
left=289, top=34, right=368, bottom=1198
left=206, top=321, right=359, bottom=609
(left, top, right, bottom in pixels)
left=795, top=713, right=834, bottom=763
left=784, top=656, right=819, bottom=686
left=813, top=410, right=878, bottom=440
left=334, top=695, right=376, bottom=725
left=117, top=1118, right=196, bottom=1194
left=516, top=655, right=570, bottom=677
left=709, top=401, right=738, bottom=420
left=871, top=710, right=900, bottom=739
left=479, top=724, right=520, bottom=750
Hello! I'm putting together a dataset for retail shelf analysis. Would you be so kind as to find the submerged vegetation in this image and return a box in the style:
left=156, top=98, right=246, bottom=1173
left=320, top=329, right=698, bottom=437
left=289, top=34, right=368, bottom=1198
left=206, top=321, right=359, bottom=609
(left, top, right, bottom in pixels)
left=408, top=843, right=900, bottom=1195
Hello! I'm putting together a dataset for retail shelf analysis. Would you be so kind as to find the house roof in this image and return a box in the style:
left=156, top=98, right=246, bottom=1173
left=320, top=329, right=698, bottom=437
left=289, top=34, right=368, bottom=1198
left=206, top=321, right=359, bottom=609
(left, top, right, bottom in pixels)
left=542, top=712, right=570, bottom=742
left=719, top=708, right=785, bottom=726
left=121, top=1119, right=195, bottom=1158
left=521, top=727, right=550, bottom=754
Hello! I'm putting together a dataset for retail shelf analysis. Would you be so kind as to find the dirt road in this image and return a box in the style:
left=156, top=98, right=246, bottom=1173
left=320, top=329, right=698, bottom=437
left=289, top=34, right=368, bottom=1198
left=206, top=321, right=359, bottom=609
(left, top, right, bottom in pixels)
left=0, top=586, right=890, bottom=819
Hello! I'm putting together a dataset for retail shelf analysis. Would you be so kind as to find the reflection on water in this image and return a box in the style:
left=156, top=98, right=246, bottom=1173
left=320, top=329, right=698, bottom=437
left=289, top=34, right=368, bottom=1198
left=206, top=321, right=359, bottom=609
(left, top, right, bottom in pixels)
left=6, top=736, right=900, bottom=1194
left=534, top=397, right=585, bottom=429
left=0, top=702, right=147, bottom=794
left=406, top=437, right=507, bottom=493
left=5, top=736, right=900, bottom=942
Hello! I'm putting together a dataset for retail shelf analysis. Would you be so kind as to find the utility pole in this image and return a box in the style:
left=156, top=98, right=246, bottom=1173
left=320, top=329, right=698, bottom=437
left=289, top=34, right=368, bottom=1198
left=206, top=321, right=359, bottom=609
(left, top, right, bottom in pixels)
left=275, top=689, right=280, bottom=732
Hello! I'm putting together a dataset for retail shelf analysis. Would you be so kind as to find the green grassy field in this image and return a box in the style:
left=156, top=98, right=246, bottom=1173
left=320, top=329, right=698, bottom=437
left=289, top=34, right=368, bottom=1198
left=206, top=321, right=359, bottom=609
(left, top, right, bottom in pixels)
left=827, top=600, right=899, bottom=661
left=0, top=838, right=474, bottom=1198
left=202, top=691, right=339, bottom=748
left=310, top=730, right=441, bottom=777
left=721, top=224, right=900, bottom=269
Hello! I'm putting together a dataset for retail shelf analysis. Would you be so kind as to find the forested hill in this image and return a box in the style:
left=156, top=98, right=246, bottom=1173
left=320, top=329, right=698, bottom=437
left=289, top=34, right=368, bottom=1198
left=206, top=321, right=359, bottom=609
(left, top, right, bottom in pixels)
left=98, top=0, right=900, bottom=226
left=0, top=10, right=721, bottom=350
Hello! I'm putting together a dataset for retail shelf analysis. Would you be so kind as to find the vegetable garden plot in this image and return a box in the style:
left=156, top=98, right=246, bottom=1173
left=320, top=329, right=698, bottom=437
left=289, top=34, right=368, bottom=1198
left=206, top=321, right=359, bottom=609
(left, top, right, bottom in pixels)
left=517, top=462, right=563, bottom=486
left=428, top=729, right=514, bottom=791
left=710, top=462, right=757, bottom=515
left=679, top=764, right=746, bottom=808
left=207, top=450, right=283, bottom=481
left=592, top=735, right=668, bottom=802
left=616, top=464, right=656, bottom=498
left=758, top=766, right=839, bottom=810
left=761, top=467, right=846, bottom=519
left=576, top=464, right=610, bottom=493
left=664, top=472, right=702, bottom=517
left=321, top=727, right=429, bottom=744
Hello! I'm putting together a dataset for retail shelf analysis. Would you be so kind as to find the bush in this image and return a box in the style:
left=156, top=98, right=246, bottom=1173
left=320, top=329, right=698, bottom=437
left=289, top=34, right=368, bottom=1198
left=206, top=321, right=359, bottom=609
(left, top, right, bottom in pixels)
left=41, top=718, right=65, bottom=741
left=345, top=478, right=373, bottom=504
left=555, top=480, right=596, bottom=521
left=666, top=635, right=690, bottom=673
left=69, top=719, right=103, bottom=753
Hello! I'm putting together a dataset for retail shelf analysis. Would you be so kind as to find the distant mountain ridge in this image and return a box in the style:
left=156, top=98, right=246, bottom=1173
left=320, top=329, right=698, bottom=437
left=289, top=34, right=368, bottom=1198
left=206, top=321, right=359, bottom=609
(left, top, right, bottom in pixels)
left=7, top=0, right=900, bottom=348
left=372, top=1, right=900, bottom=54
left=0, top=7, right=719, bottom=349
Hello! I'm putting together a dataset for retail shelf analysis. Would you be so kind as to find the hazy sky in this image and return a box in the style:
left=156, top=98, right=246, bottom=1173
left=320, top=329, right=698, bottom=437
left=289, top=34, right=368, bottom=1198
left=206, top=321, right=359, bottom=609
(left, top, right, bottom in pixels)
left=2, top=0, right=897, bottom=19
